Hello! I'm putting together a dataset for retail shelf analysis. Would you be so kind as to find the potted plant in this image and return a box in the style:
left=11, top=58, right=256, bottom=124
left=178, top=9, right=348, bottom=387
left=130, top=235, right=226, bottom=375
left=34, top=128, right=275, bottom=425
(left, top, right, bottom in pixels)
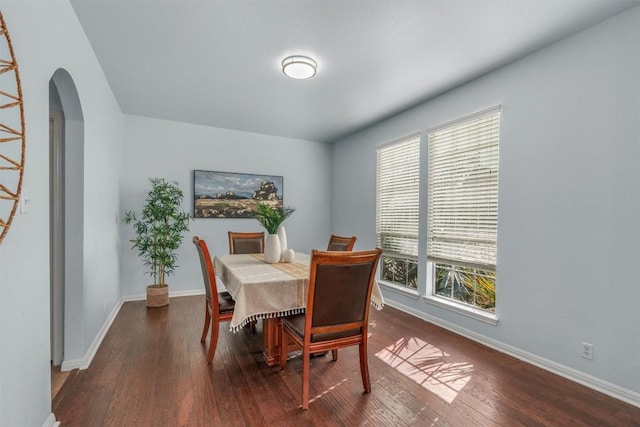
left=253, top=202, right=295, bottom=263
left=124, top=177, right=191, bottom=307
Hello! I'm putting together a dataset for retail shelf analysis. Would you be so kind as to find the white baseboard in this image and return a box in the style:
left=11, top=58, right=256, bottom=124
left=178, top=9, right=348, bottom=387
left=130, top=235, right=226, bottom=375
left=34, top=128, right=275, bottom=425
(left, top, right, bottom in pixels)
left=123, top=288, right=204, bottom=302
left=42, top=413, right=59, bottom=427
left=170, top=289, right=205, bottom=297
left=384, top=299, right=640, bottom=409
left=121, top=293, right=145, bottom=302
left=61, top=289, right=205, bottom=371
left=61, top=296, right=124, bottom=371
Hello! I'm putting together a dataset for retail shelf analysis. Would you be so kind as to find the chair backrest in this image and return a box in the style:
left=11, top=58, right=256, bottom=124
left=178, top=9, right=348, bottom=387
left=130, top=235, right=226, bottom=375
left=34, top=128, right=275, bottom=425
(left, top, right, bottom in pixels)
left=228, top=231, right=265, bottom=254
left=305, top=248, right=382, bottom=341
left=327, top=234, right=357, bottom=251
left=193, top=236, right=219, bottom=307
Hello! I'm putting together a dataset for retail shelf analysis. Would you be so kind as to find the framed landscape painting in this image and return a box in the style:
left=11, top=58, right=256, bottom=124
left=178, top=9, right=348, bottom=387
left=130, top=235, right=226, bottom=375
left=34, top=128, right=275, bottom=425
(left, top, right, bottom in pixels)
left=193, top=170, right=284, bottom=218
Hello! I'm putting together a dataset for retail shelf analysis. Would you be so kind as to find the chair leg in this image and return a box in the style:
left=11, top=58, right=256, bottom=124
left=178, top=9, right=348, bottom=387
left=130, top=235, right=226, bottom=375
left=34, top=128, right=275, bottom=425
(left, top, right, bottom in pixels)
left=331, top=349, right=338, bottom=361
left=206, top=321, right=219, bottom=364
left=301, top=349, right=310, bottom=409
left=200, top=307, right=211, bottom=342
left=359, top=342, right=371, bottom=393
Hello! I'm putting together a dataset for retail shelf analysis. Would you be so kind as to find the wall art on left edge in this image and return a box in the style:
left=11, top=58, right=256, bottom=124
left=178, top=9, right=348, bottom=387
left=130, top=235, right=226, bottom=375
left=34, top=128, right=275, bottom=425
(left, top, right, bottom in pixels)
left=193, top=170, right=284, bottom=218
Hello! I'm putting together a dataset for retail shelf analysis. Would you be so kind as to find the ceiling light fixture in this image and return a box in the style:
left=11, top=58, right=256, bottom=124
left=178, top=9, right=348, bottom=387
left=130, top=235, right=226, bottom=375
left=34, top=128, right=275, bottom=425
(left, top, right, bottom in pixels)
left=282, top=55, right=317, bottom=79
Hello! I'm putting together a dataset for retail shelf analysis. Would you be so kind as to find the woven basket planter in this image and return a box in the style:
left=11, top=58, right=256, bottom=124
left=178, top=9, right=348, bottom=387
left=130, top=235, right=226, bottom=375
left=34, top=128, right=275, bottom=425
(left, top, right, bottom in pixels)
left=146, top=284, right=169, bottom=307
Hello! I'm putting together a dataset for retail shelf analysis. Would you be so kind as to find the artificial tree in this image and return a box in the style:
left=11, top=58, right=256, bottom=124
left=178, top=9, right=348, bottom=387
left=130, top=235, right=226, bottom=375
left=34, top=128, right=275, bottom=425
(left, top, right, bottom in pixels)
left=124, top=177, right=191, bottom=306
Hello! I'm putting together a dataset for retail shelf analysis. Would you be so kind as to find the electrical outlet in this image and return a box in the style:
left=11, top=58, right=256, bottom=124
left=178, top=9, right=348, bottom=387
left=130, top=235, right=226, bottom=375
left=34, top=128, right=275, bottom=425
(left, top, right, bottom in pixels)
left=581, top=342, right=594, bottom=360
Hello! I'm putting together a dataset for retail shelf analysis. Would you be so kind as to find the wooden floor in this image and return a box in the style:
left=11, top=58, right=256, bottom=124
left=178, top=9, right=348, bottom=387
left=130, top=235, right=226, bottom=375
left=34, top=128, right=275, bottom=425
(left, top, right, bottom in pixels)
left=51, top=364, right=71, bottom=400
left=53, top=295, right=640, bottom=426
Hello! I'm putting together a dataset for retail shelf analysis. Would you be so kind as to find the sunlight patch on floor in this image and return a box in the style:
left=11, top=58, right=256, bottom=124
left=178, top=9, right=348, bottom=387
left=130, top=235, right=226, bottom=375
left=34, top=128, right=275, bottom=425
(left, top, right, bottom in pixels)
left=375, top=337, right=473, bottom=403
left=368, top=319, right=378, bottom=337
left=310, top=377, right=349, bottom=404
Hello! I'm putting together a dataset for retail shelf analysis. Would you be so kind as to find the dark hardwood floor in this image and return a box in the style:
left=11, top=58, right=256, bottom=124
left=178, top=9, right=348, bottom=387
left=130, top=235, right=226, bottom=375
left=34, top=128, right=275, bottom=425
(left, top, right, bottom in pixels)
left=51, top=364, right=71, bottom=400
left=53, top=296, right=640, bottom=426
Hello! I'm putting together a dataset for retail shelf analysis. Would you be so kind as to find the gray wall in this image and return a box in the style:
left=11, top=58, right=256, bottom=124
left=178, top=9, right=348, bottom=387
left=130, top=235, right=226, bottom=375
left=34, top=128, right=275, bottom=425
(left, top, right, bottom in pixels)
left=0, top=1, right=639, bottom=425
left=0, top=1, right=124, bottom=425
left=120, top=115, right=332, bottom=297
left=331, top=7, right=640, bottom=399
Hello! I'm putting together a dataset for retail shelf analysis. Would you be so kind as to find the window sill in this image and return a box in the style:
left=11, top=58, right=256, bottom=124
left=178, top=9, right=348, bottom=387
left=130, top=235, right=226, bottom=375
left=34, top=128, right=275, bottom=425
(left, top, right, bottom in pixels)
left=377, top=280, right=420, bottom=300
left=422, top=295, right=498, bottom=325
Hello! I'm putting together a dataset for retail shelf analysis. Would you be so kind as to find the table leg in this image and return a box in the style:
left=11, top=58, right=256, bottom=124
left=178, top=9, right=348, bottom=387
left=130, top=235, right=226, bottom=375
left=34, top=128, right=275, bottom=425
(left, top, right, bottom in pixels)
left=262, top=318, right=282, bottom=366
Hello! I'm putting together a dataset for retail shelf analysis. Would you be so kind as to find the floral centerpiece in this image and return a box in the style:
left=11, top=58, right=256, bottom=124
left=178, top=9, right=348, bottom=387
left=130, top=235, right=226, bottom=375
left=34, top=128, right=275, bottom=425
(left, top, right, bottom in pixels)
left=252, top=203, right=295, bottom=263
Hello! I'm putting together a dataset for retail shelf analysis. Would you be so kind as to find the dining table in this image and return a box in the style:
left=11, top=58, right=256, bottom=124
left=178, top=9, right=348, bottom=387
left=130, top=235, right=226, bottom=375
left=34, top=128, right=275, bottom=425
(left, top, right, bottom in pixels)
left=214, top=252, right=384, bottom=366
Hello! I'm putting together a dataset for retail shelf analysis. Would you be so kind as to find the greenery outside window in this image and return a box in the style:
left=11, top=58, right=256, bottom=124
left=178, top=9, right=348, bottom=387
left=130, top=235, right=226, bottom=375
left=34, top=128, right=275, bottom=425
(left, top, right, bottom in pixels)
left=427, top=107, right=500, bottom=313
left=381, top=254, right=418, bottom=289
left=433, top=263, right=496, bottom=312
left=376, top=134, right=420, bottom=290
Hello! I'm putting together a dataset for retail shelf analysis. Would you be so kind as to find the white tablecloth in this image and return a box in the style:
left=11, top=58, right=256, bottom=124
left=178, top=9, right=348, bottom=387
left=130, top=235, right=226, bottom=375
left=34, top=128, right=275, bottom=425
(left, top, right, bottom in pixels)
left=214, top=253, right=384, bottom=332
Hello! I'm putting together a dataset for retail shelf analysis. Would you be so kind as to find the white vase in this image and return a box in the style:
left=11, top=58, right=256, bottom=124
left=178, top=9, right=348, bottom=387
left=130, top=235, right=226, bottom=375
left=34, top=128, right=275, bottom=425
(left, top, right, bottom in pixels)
left=277, top=225, right=288, bottom=260
left=264, top=233, right=281, bottom=264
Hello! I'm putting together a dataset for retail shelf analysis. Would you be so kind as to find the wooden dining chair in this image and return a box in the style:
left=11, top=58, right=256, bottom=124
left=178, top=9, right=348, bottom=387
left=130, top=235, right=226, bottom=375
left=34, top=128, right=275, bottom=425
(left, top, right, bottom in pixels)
left=193, top=236, right=235, bottom=364
left=279, top=248, right=383, bottom=409
left=226, top=232, right=260, bottom=333
left=326, top=234, right=357, bottom=251
left=228, top=231, right=265, bottom=254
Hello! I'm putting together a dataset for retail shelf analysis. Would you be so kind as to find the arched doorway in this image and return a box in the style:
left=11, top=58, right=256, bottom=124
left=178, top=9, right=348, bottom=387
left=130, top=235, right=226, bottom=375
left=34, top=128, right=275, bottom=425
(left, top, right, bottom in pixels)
left=49, top=69, right=84, bottom=395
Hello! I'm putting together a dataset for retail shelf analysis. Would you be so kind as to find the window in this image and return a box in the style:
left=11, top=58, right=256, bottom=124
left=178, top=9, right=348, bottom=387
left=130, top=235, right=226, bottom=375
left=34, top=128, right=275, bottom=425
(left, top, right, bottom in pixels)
left=427, top=107, right=500, bottom=312
left=376, top=134, right=420, bottom=289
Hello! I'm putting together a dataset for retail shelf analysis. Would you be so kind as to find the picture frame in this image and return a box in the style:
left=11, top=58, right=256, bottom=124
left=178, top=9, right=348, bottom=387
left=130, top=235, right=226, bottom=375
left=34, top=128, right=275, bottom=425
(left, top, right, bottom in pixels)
left=193, top=170, right=284, bottom=218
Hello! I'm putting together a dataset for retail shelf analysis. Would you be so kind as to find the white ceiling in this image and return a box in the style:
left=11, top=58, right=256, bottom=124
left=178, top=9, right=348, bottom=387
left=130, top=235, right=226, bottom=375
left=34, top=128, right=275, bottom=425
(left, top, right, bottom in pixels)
left=70, top=0, right=639, bottom=143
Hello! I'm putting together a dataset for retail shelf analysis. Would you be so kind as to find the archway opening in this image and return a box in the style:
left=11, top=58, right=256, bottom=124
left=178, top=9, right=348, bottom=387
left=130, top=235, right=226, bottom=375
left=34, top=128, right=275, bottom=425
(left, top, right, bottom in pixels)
left=49, top=68, right=84, bottom=400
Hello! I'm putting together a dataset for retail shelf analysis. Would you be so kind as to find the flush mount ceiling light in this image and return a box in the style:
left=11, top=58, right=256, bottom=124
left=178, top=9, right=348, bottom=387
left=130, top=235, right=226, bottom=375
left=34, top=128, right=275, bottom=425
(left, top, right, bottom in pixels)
left=282, top=55, right=317, bottom=79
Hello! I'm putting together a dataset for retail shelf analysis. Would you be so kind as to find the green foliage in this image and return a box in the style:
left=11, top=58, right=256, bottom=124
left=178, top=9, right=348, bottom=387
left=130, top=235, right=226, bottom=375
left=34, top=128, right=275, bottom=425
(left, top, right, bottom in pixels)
left=381, top=256, right=418, bottom=289
left=124, top=177, right=191, bottom=286
left=252, top=203, right=295, bottom=234
left=435, top=264, right=495, bottom=312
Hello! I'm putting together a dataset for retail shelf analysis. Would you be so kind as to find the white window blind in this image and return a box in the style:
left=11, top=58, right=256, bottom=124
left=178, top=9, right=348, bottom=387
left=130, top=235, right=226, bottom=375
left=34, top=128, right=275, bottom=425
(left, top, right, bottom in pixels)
left=427, top=107, right=500, bottom=270
left=376, top=134, right=420, bottom=258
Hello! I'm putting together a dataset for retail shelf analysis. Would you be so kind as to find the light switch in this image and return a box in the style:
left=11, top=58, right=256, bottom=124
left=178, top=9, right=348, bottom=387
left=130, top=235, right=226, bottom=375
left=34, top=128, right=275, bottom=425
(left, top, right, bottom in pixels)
left=19, top=189, right=30, bottom=214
